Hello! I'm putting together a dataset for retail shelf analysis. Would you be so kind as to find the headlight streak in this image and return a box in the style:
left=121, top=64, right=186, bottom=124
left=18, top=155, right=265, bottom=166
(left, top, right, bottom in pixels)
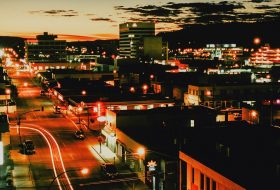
left=11, top=124, right=73, bottom=190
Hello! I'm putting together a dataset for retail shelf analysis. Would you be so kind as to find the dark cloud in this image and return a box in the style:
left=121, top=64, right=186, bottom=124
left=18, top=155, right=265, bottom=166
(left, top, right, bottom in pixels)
left=235, top=12, right=267, bottom=21
left=254, top=4, right=280, bottom=9
left=194, top=14, right=238, bottom=24
left=115, top=1, right=279, bottom=27
left=114, top=5, right=181, bottom=17
left=165, top=1, right=244, bottom=15
left=187, top=1, right=245, bottom=15
left=90, top=17, right=115, bottom=22
left=29, top=9, right=78, bottom=17
left=249, top=0, right=272, bottom=3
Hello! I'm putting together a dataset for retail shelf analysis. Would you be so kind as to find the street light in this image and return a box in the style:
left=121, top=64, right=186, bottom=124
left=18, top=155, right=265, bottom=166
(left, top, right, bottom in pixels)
left=137, top=147, right=145, bottom=158
left=137, top=147, right=146, bottom=172
left=97, top=116, right=106, bottom=153
left=48, top=168, right=89, bottom=190
left=77, top=106, right=83, bottom=124
left=5, top=88, right=11, bottom=114
left=250, top=110, right=258, bottom=124
left=253, top=37, right=261, bottom=45
left=97, top=116, right=106, bottom=130
left=81, top=90, right=86, bottom=95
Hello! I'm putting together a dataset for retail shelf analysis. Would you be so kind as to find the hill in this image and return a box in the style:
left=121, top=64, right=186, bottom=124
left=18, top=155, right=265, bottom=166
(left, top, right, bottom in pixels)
left=158, top=21, right=280, bottom=49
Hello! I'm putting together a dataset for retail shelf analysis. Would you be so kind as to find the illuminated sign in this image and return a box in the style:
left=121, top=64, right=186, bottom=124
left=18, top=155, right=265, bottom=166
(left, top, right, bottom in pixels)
left=0, top=142, right=3, bottom=165
left=147, top=160, right=157, bottom=171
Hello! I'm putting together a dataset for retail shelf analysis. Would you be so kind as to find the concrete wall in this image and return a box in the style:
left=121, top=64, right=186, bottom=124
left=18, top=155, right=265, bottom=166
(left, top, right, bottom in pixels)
left=179, top=151, right=246, bottom=190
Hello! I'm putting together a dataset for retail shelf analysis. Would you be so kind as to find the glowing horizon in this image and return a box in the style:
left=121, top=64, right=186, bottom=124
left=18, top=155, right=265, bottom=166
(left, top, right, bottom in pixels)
left=1, top=0, right=279, bottom=41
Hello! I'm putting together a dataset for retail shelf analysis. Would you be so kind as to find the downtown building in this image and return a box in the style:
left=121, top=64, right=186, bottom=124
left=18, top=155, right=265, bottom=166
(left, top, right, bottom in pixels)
left=119, top=22, right=155, bottom=58
left=25, top=32, right=67, bottom=65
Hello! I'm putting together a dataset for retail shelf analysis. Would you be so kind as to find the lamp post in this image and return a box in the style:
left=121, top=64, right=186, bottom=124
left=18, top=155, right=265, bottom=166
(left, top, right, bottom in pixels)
left=97, top=116, right=106, bottom=153
left=17, top=109, right=41, bottom=145
left=48, top=168, right=89, bottom=190
left=5, top=88, right=11, bottom=114
left=250, top=110, right=258, bottom=124
left=77, top=106, right=83, bottom=124
left=137, top=147, right=146, bottom=172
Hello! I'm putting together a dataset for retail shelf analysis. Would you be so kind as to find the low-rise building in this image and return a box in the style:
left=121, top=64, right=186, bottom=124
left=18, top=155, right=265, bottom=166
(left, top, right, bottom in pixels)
left=102, top=106, right=217, bottom=189
left=179, top=127, right=280, bottom=190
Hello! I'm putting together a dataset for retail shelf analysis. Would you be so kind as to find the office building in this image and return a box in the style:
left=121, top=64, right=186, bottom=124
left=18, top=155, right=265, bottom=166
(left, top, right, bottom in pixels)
left=119, top=22, right=155, bottom=58
left=25, top=32, right=66, bottom=63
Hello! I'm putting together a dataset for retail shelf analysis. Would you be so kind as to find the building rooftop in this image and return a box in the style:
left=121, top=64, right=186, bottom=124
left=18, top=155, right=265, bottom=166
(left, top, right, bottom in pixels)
left=180, top=127, right=280, bottom=189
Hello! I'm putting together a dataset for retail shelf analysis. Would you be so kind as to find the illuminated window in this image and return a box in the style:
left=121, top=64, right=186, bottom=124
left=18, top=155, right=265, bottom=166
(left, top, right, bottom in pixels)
left=119, top=106, right=127, bottom=110
left=190, top=120, right=195, bottom=127
left=93, top=106, right=98, bottom=112
left=147, top=105, right=154, bottom=109
left=134, top=105, right=141, bottom=110
left=226, top=147, right=230, bottom=157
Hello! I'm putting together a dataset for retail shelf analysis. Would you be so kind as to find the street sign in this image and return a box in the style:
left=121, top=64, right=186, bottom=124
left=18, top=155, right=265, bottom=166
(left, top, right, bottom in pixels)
left=147, top=160, right=157, bottom=171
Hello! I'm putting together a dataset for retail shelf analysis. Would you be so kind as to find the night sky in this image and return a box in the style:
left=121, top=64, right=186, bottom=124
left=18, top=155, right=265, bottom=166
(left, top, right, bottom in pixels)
left=0, top=0, right=279, bottom=41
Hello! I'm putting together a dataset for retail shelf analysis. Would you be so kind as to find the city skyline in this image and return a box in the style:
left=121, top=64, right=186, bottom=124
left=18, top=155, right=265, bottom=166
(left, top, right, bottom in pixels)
left=0, top=0, right=279, bottom=41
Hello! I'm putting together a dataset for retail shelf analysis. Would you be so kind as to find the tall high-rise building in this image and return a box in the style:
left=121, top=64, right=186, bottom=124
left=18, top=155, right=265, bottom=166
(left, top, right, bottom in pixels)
left=25, top=32, right=66, bottom=63
left=119, top=22, right=155, bottom=58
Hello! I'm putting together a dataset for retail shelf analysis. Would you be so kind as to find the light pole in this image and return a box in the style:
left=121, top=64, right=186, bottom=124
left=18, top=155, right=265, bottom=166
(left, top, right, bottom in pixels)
left=17, top=109, right=41, bottom=145
left=48, top=168, right=89, bottom=190
left=137, top=147, right=146, bottom=172
left=77, top=106, right=83, bottom=124
left=5, top=88, right=11, bottom=114
left=97, top=116, right=106, bottom=154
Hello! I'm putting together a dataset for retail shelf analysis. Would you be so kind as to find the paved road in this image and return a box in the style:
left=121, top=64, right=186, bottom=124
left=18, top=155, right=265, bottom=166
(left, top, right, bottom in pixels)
left=7, top=68, right=149, bottom=190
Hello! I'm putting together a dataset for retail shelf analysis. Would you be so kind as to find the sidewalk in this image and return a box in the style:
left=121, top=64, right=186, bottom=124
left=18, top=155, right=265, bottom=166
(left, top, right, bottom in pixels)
left=0, top=150, right=36, bottom=190
left=91, top=144, right=150, bottom=190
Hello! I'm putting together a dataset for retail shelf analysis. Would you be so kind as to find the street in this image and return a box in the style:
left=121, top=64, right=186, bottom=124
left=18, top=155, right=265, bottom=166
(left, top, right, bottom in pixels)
left=6, top=67, right=148, bottom=190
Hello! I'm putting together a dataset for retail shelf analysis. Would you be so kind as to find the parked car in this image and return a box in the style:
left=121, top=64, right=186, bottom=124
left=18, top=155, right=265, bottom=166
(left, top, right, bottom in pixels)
left=53, top=105, right=61, bottom=114
left=74, top=130, right=85, bottom=140
left=6, top=177, right=14, bottom=189
left=100, top=163, right=118, bottom=178
left=40, top=90, right=47, bottom=96
left=20, top=140, right=35, bottom=154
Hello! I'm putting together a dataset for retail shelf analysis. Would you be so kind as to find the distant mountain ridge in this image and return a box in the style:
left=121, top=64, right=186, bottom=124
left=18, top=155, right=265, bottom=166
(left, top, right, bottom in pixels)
left=1, top=21, right=279, bottom=50
left=0, top=36, right=25, bottom=47
left=158, top=21, right=280, bottom=48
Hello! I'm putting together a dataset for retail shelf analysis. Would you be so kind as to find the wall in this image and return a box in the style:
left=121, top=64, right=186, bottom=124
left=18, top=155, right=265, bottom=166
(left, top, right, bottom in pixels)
left=179, top=151, right=245, bottom=190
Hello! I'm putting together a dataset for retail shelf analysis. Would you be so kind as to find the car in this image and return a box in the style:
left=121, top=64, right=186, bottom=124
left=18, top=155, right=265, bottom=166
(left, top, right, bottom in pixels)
left=74, top=130, right=85, bottom=140
left=6, top=177, right=14, bottom=188
left=53, top=105, right=61, bottom=114
left=100, top=163, right=118, bottom=178
left=20, top=140, right=35, bottom=154
left=40, top=90, right=47, bottom=96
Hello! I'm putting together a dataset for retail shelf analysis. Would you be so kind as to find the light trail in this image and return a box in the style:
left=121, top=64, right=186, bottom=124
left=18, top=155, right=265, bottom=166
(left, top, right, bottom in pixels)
left=11, top=124, right=74, bottom=190
left=37, top=126, right=73, bottom=190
